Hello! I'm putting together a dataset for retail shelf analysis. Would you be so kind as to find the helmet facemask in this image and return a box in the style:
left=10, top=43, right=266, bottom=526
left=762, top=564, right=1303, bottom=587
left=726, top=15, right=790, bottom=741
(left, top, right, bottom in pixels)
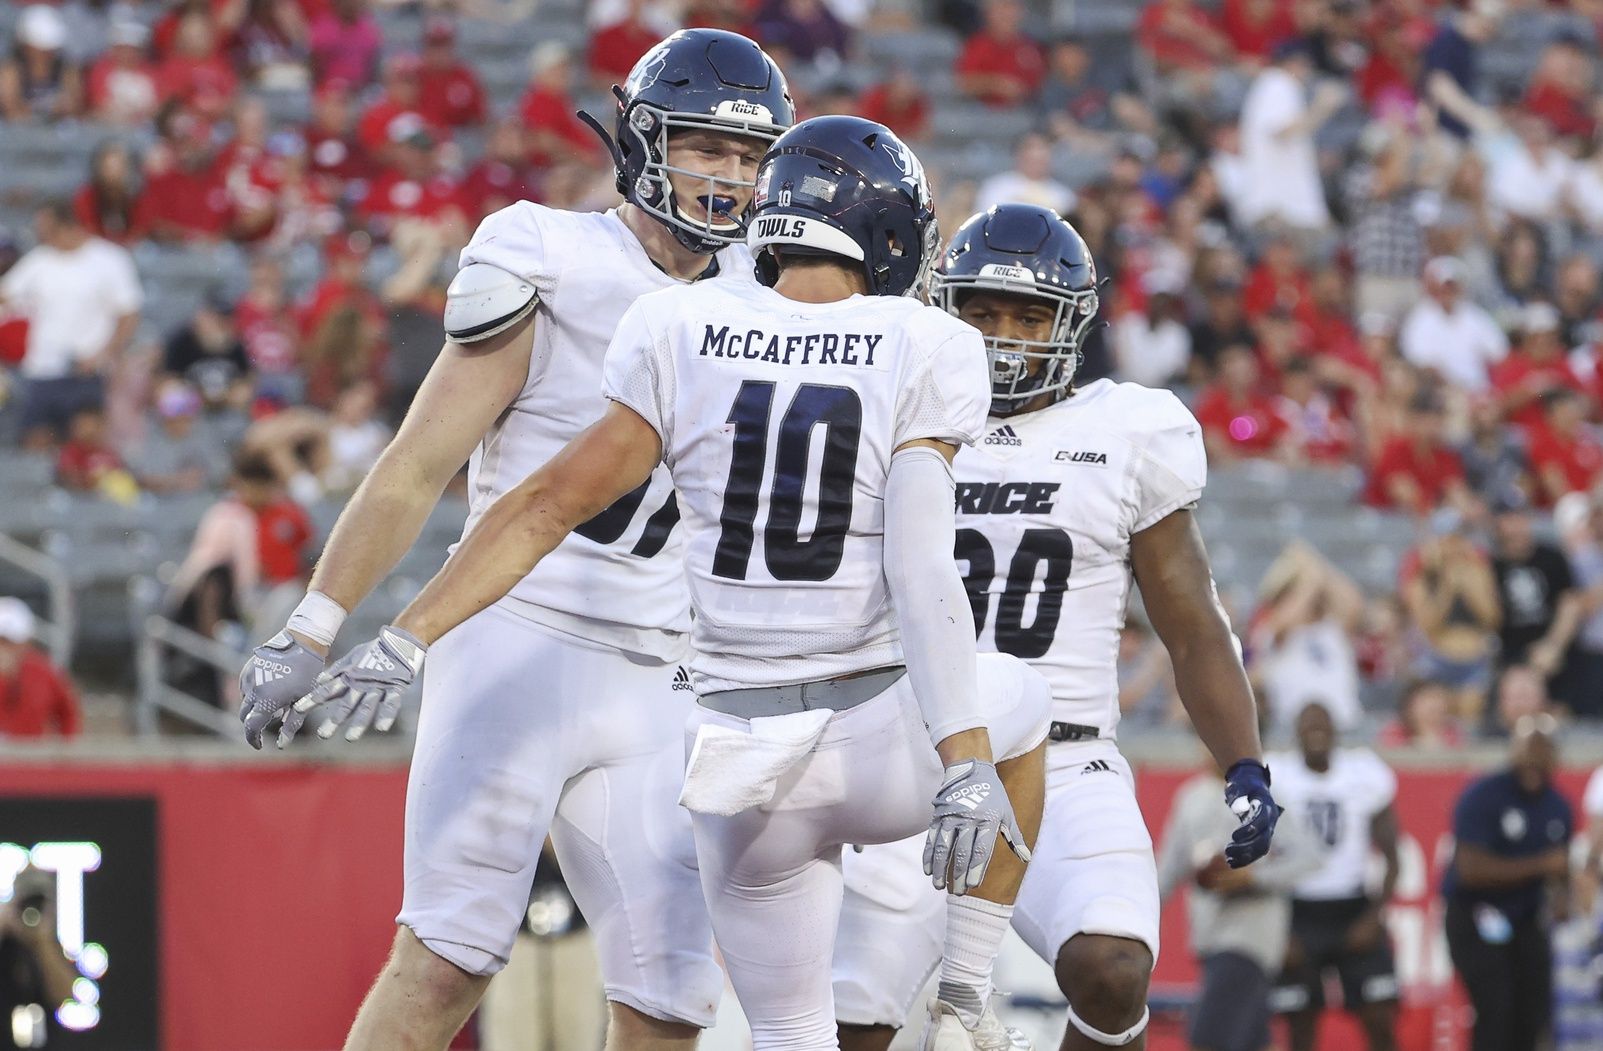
left=934, top=274, right=1100, bottom=415
left=620, top=99, right=784, bottom=254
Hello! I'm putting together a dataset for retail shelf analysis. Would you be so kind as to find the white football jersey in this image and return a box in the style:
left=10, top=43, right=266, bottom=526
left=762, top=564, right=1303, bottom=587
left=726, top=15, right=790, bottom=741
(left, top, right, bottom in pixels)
left=955, top=379, right=1206, bottom=737
left=454, top=202, right=761, bottom=659
left=602, top=282, right=990, bottom=693
left=1266, top=746, right=1397, bottom=901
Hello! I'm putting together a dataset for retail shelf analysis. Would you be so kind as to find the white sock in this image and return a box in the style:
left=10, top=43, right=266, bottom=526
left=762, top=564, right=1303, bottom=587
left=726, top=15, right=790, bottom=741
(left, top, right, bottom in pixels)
left=936, top=895, right=1014, bottom=1028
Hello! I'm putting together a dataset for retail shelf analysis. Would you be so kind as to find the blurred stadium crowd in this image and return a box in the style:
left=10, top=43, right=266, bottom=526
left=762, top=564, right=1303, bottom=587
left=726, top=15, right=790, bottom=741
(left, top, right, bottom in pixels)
left=0, top=0, right=1600, bottom=750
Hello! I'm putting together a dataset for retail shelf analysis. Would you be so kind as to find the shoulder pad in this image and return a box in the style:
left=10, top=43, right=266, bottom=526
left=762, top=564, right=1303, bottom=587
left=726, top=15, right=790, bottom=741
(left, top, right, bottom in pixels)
left=444, top=262, right=538, bottom=344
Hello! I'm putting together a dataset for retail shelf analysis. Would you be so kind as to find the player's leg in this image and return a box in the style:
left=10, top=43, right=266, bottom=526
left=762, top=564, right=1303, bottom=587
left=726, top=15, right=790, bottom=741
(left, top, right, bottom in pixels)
left=691, top=799, right=847, bottom=1051
left=344, top=927, right=490, bottom=1051
left=1185, top=952, right=1271, bottom=1051
left=916, top=654, right=1051, bottom=1044
left=834, top=835, right=945, bottom=1051
left=1271, top=925, right=1323, bottom=1051
left=1335, top=917, right=1399, bottom=1051
left=1011, top=741, right=1160, bottom=1051
left=550, top=650, right=722, bottom=1050
left=346, top=605, right=579, bottom=1051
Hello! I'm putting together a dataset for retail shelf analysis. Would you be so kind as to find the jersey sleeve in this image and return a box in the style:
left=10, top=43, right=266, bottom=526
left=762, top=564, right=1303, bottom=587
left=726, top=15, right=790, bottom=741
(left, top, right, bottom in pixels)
left=893, top=319, right=990, bottom=448
left=1130, top=388, right=1208, bottom=533
left=456, top=201, right=560, bottom=300
left=601, top=296, right=672, bottom=453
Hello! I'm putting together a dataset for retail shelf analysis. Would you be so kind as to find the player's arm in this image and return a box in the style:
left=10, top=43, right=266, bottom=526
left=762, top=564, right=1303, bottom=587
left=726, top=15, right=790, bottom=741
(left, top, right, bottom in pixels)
left=884, top=437, right=992, bottom=764
left=1347, top=803, right=1402, bottom=952
left=393, top=403, right=661, bottom=644
left=306, top=318, right=538, bottom=630
left=238, top=310, right=537, bottom=748
left=1132, top=508, right=1279, bottom=868
left=282, top=403, right=661, bottom=745
left=884, top=437, right=1034, bottom=894
left=1130, top=509, right=1261, bottom=770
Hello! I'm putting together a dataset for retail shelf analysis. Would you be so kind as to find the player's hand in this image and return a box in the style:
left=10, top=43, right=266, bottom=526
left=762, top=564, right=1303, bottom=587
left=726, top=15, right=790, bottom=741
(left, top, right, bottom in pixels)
left=239, top=631, right=327, bottom=750
left=1223, top=759, right=1279, bottom=868
left=1195, top=855, right=1254, bottom=895
left=923, top=759, right=1031, bottom=896
left=284, top=626, right=427, bottom=746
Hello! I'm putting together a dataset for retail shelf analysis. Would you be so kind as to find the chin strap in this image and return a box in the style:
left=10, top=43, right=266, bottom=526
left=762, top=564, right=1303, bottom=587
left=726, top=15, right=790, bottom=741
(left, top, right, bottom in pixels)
left=576, top=86, right=628, bottom=193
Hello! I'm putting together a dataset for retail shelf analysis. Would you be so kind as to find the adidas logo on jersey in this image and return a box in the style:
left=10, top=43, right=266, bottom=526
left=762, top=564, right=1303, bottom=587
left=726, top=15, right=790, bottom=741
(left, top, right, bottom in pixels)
left=954, top=480, right=1060, bottom=515
left=672, top=667, right=694, bottom=691
left=984, top=425, right=1023, bottom=447
left=1055, top=449, right=1108, bottom=466
left=1080, top=760, right=1113, bottom=775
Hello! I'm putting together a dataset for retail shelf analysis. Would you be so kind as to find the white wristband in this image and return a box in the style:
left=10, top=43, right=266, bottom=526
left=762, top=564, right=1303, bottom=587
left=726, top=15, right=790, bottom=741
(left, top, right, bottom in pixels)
left=286, top=591, right=348, bottom=647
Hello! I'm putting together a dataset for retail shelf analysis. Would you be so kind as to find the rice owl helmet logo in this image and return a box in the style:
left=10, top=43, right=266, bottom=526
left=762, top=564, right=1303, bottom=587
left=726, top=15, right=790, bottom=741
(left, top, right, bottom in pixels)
left=880, top=137, right=930, bottom=206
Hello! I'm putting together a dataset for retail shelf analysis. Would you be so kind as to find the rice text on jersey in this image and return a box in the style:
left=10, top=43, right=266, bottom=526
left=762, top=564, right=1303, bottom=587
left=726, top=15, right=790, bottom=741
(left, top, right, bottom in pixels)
left=697, top=323, right=882, bottom=366
left=955, top=480, right=1060, bottom=515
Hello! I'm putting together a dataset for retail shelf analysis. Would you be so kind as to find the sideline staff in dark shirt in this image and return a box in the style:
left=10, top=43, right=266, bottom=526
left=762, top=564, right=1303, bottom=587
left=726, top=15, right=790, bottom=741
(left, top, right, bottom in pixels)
left=1443, top=715, right=1572, bottom=1051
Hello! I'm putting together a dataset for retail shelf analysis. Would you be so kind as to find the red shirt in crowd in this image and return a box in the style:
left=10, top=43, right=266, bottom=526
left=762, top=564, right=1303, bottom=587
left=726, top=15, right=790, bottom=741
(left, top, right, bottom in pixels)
left=460, top=158, right=539, bottom=222
left=304, top=128, right=371, bottom=187
left=0, top=648, right=81, bottom=738
left=1218, top=0, right=1295, bottom=60
left=418, top=64, right=487, bottom=129
left=235, top=295, right=300, bottom=376
left=1277, top=393, right=1356, bottom=464
left=857, top=82, right=930, bottom=140
left=1526, top=421, right=1603, bottom=504
left=252, top=498, right=312, bottom=586
left=519, top=85, right=602, bottom=164
left=1242, top=261, right=1314, bottom=325
left=357, top=169, right=466, bottom=224
left=1488, top=353, right=1590, bottom=430
left=1523, top=80, right=1596, bottom=142
left=1364, top=436, right=1465, bottom=510
left=357, top=97, right=438, bottom=153
left=954, top=31, right=1046, bottom=105
left=590, top=18, right=662, bottom=82
left=140, top=163, right=234, bottom=240
left=156, top=54, right=240, bottom=117
left=1137, top=0, right=1227, bottom=71
left=56, top=440, right=127, bottom=491
left=87, top=53, right=159, bottom=118
left=73, top=185, right=149, bottom=245
left=1194, top=385, right=1290, bottom=457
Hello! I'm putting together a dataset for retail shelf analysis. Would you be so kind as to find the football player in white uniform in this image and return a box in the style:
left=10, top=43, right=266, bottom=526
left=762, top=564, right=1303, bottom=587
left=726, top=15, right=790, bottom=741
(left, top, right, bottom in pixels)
left=236, top=30, right=794, bottom=1051
left=298, top=116, right=1054, bottom=1051
left=1267, top=701, right=1401, bottom=1051
left=831, top=204, right=1278, bottom=1051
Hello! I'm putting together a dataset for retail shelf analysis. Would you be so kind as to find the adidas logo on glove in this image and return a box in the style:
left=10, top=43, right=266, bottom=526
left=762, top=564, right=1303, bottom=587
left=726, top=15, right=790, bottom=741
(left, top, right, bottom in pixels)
left=947, top=781, right=993, bottom=811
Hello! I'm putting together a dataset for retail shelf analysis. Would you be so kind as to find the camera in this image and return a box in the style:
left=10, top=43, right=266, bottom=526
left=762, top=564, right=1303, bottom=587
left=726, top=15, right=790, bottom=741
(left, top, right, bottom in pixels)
left=10, top=870, right=54, bottom=930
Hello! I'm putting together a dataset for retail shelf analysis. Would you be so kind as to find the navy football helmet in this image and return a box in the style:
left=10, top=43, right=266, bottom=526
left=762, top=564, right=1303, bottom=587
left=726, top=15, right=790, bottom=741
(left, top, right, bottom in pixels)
left=746, top=115, right=939, bottom=298
left=581, top=29, right=794, bottom=254
left=931, top=204, right=1100, bottom=414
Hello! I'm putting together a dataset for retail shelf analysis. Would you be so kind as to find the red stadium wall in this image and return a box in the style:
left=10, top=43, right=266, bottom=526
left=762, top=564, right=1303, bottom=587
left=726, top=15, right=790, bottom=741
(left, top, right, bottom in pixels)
left=3, top=761, right=1591, bottom=1051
